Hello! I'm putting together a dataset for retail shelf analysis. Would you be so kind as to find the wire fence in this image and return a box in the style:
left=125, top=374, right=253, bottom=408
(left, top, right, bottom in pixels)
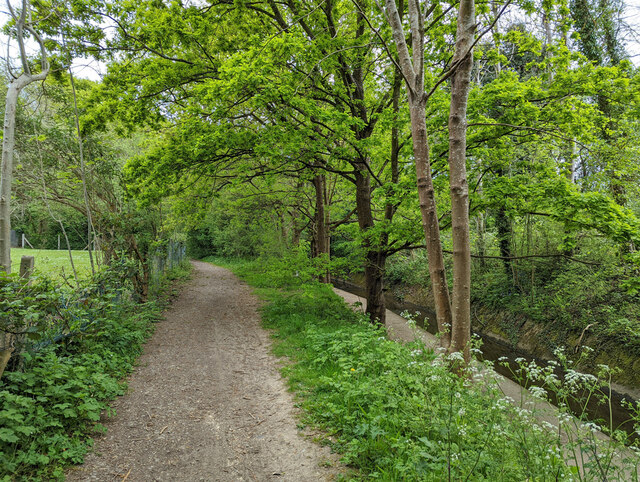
left=2, top=241, right=187, bottom=371
left=149, top=239, right=187, bottom=287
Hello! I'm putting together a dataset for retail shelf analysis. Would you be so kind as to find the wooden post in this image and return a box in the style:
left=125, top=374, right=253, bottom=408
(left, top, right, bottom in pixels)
left=21, top=233, right=25, bottom=248
left=20, top=255, right=34, bottom=283
left=58, top=234, right=61, bottom=250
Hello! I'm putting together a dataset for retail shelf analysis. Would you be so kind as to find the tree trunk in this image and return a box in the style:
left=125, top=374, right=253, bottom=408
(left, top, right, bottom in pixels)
left=0, top=81, right=20, bottom=274
left=354, top=167, right=386, bottom=325
left=365, top=249, right=387, bottom=324
left=0, top=0, right=50, bottom=379
left=383, top=0, right=454, bottom=347
left=495, top=206, right=512, bottom=276
left=447, top=0, right=476, bottom=366
left=0, top=80, right=27, bottom=378
left=409, top=96, right=452, bottom=348
left=312, top=174, right=330, bottom=283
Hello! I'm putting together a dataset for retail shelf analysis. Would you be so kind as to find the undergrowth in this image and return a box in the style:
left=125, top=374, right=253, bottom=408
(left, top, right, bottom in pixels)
left=211, top=254, right=640, bottom=481
left=0, top=261, right=191, bottom=481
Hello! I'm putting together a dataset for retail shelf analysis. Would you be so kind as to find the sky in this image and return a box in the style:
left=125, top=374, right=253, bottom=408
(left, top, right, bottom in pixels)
left=624, top=0, right=640, bottom=62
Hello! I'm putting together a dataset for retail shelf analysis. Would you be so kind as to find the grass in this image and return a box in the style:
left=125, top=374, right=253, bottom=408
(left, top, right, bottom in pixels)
left=208, top=254, right=640, bottom=481
left=10, top=249, right=94, bottom=281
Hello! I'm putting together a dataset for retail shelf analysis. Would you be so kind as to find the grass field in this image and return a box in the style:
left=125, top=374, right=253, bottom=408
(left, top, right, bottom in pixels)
left=10, top=248, right=95, bottom=280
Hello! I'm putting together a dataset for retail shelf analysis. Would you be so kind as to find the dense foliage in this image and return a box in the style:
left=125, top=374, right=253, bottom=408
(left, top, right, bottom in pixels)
left=2, top=0, right=640, bottom=477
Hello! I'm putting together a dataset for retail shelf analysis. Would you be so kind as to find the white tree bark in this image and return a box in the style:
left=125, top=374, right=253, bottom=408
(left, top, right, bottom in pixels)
left=0, top=0, right=50, bottom=379
left=0, top=0, right=50, bottom=273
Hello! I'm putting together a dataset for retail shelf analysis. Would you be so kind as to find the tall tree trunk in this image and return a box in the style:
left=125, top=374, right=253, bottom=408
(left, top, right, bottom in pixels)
left=495, top=205, right=512, bottom=276
left=365, top=249, right=387, bottom=324
left=385, top=66, right=402, bottom=223
left=290, top=179, right=305, bottom=247
left=383, top=0, right=476, bottom=362
left=384, top=0, right=454, bottom=347
left=409, top=97, right=452, bottom=348
left=0, top=82, right=20, bottom=274
left=354, top=166, right=386, bottom=324
left=476, top=175, right=486, bottom=268
left=447, top=0, right=475, bottom=365
left=0, top=0, right=50, bottom=378
left=312, top=174, right=330, bottom=283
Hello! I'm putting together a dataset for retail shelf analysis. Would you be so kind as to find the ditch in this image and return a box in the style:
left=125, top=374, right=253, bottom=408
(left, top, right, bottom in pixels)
left=333, top=278, right=639, bottom=443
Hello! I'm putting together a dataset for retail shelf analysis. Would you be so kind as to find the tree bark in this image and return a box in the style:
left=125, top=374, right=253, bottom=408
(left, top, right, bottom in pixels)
left=0, top=0, right=50, bottom=377
left=312, top=174, right=330, bottom=283
left=0, top=81, right=21, bottom=274
left=409, top=97, right=452, bottom=348
left=447, top=0, right=476, bottom=365
left=364, top=249, right=387, bottom=324
left=354, top=166, right=386, bottom=325
left=495, top=204, right=512, bottom=276
left=1, top=0, right=50, bottom=274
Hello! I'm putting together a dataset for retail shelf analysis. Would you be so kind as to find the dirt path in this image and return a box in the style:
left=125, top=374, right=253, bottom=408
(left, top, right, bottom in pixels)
left=67, top=261, right=340, bottom=482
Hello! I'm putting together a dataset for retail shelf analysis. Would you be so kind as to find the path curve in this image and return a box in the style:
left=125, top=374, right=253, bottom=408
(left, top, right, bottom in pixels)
left=67, top=261, right=340, bottom=482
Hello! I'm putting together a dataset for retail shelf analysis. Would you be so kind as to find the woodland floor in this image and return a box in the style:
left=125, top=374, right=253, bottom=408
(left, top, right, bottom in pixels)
left=66, top=261, right=342, bottom=482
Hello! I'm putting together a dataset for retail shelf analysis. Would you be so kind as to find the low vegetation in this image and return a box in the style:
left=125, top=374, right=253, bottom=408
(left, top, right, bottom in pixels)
left=0, top=258, right=191, bottom=481
left=209, top=254, right=640, bottom=481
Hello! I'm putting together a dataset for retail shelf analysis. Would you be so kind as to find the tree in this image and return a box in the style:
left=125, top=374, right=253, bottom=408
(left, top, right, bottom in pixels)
left=446, top=0, right=476, bottom=363
left=0, top=0, right=50, bottom=379
left=0, top=0, right=50, bottom=273
left=101, top=0, right=420, bottom=324
left=382, top=0, right=476, bottom=363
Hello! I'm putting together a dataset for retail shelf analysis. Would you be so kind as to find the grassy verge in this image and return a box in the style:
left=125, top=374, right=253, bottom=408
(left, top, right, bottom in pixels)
left=10, top=249, right=94, bottom=281
left=0, top=262, right=191, bottom=481
left=207, top=255, right=640, bottom=481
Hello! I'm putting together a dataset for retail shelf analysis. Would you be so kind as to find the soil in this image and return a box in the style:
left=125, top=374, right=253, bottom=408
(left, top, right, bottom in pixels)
left=66, top=261, right=341, bottom=482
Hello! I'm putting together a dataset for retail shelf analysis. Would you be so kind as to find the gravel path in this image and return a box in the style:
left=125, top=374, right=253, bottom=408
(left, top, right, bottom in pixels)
left=67, top=261, right=340, bottom=482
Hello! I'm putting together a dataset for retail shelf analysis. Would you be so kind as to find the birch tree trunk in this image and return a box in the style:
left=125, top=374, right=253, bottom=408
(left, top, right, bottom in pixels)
left=0, top=0, right=50, bottom=379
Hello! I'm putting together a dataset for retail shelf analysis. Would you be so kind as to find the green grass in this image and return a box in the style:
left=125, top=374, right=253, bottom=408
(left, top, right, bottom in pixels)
left=10, top=249, right=94, bottom=280
left=210, top=255, right=640, bottom=481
